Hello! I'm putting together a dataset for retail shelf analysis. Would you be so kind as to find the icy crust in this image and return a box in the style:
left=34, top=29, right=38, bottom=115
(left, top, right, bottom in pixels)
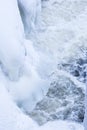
left=0, top=0, right=25, bottom=81
left=18, top=0, right=42, bottom=37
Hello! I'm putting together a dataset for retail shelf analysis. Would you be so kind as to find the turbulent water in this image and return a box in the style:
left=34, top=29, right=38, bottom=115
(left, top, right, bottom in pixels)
left=0, top=1, right=86, bottom=130
left=20, top=0, right=87, bottom=125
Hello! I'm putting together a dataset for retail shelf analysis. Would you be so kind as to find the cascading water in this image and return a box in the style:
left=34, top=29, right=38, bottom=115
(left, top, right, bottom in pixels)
left=15, top=0, right=87, bottom=126
left=0, top=0, right=86, bottom=130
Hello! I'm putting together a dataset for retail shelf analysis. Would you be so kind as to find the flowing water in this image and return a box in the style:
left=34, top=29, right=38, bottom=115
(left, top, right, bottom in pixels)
left=18, top=0, right=87, bottom=125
